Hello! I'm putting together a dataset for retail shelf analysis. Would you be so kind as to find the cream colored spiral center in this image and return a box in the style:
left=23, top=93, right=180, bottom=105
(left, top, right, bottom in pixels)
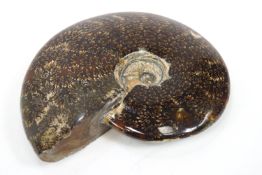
left=114, top=49, right=171, bottom=92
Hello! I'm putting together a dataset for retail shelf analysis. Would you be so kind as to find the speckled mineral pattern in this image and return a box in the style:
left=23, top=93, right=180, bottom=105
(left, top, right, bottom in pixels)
left=21, top=12, right=230, bottom=162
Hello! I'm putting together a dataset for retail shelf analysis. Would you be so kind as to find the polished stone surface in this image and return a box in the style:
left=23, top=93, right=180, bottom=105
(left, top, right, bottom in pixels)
left=21, top=12, right=230, bottom=162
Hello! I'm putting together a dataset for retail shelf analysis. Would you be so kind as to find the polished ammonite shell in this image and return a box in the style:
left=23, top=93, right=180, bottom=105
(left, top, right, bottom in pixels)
left=21, top=12, right=230, bottom=162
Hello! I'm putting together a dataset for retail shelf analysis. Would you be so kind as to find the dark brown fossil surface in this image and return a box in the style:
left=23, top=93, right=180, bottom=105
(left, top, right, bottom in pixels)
left=21, top=12, right=230, bottom=162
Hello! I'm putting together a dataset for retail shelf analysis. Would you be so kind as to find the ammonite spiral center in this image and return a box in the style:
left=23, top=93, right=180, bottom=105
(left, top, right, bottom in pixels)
left=114, top=49, right=171, bottom=92
left=103, top=49, right=171, bottom=124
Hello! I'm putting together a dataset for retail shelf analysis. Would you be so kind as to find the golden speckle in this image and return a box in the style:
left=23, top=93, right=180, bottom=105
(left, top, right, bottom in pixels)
left=105, top=89, right=116, bottom=99
left=46, top=92, right=55, bottom=100
left=112, top=15, right=125, bottom=21
left=176, top=108, right=188, bottom=120
left=40, top=114, right=70, bottom=150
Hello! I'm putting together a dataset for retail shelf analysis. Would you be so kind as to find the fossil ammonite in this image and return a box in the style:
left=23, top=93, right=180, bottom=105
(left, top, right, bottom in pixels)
left=21, top=12, right=230, bottom=162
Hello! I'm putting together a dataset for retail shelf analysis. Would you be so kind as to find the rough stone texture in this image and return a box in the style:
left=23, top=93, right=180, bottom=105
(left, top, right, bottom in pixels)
left=21, top=12, right=230, bottom=162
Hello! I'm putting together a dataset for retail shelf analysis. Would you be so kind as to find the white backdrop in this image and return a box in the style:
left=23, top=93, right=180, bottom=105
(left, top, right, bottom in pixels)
left=0, top=0, right=261, bottom=175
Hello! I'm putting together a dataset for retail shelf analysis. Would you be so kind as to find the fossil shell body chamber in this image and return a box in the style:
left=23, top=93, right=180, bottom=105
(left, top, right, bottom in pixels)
left=21, top=12, right=230, bottom=162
